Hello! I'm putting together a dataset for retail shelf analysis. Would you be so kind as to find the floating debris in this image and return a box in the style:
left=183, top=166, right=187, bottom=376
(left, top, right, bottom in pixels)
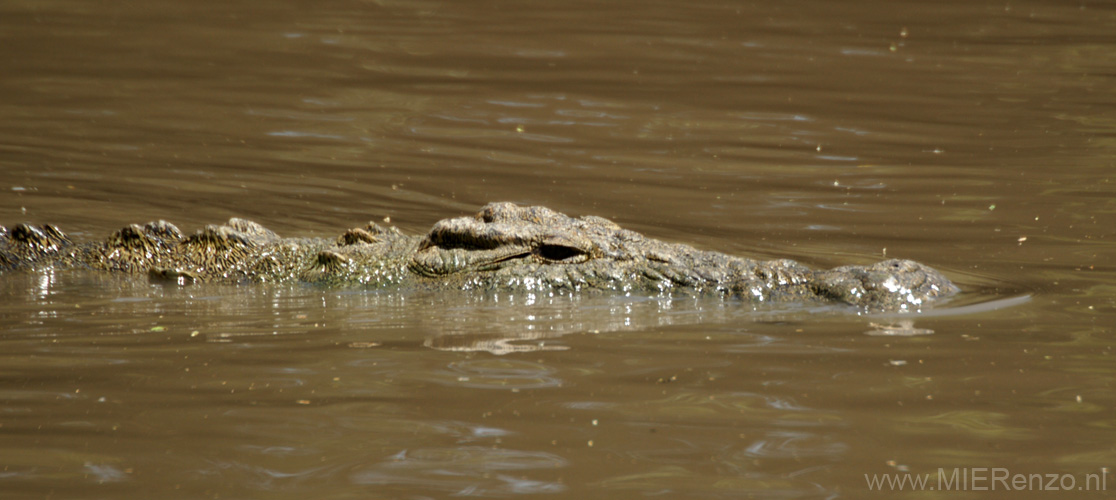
left=865, top=320, right=934, bottom=336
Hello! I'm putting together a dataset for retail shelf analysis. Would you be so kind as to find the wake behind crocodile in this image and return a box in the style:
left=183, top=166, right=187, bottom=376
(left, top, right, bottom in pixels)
left=1, top=202, right=958, bottom=312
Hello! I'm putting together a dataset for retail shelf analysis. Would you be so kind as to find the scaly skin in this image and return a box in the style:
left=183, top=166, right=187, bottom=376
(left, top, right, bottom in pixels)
left=0, top=202, right=958, bottom=311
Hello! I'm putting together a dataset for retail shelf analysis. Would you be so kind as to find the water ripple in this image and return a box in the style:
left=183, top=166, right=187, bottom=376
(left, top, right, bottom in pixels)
left=351, top=447, right=567, bottom=494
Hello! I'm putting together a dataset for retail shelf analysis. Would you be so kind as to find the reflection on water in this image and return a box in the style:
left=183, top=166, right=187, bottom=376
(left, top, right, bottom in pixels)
left=1, top=268, right=1113, bottom=498
left=3, top=0, right=1116, bottom=498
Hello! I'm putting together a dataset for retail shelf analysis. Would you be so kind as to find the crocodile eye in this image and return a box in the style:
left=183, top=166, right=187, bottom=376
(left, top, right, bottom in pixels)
left=536, top=244, right=589, bottom=263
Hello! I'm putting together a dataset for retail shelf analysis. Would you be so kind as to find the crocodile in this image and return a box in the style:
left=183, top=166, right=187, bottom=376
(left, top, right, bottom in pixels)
left=0, top=202, right=958, bottom=311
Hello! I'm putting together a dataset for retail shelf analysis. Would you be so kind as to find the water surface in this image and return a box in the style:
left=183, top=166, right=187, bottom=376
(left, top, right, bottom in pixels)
left=2, top=0, right=1113, bottom=498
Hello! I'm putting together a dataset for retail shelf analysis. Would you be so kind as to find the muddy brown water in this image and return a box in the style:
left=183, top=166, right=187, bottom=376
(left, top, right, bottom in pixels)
left=2, top=0, right=1114, bottom=498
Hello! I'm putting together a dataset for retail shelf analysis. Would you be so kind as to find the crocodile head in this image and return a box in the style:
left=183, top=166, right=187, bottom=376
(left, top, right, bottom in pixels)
left=404, top=202, right=758, bottom=294
left=402, top=202, right=958, bottom=310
